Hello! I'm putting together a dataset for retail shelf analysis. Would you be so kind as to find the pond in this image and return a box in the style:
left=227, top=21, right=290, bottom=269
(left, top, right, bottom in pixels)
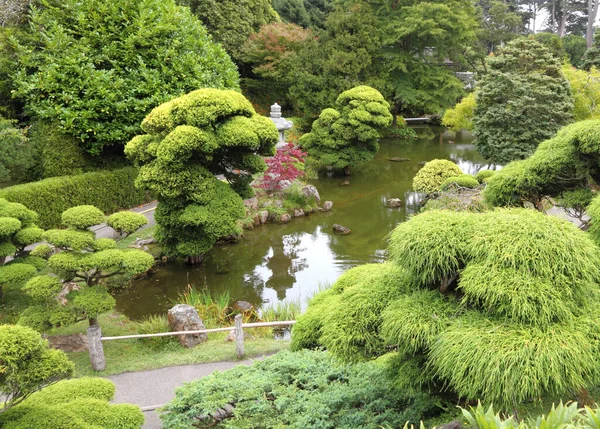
left=115, top=127, right=492, bottom=320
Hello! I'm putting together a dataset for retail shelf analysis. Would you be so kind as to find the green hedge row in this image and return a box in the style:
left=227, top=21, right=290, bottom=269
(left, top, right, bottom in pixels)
left=0, top=167, right=151, bottom=229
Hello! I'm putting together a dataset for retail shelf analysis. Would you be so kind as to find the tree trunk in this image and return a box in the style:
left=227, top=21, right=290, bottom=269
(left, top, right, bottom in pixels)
left=89, top=317, right=99, bottom=327
left=343, top=166, right=351, bottom=176
left=588, top=0, right=600, bottom=48
left=558, top=12, right=567, bottom=37
left=185, top=255, right=204, bottom=265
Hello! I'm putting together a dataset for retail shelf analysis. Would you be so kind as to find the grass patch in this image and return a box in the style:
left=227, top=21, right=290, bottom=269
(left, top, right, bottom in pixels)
left=48, top=312, right=290, bottom=377
left=115, top=224, right=157, bottom=249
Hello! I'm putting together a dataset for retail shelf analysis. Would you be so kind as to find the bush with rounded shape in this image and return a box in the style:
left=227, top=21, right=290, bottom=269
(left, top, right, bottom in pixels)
left=44, top=229, right=95, bottom=251
left=474, top=169, right=495, bottom=183
left=442, top=92, right=475, bottom=131
left=298, top=208, right=600, bottom=409
left=107, top=212, right=148, bottom=237
left=0, top=263, right=37, bottom=286
left=0, top=377, right=143, bottom=429
left=0, top=324, right=74, bottom=411
left=439, top=174, right=479, bottom=191
left=126, top=88, right=277, bottom=261
left=61, top=205, right=105, bottom=230
left=30, top=244, right=53, bottom=259
left=6, top=0, right=240, bottom=154
left=0, top=217, right=21, bottom=237
left=8, top=255, right=48, bottom=271
left=12, top=226, right=44, bottom=248
left=412, top=160, right=463, bottom=195
left=299, top=85, right=393, bottom=173
left=70, top=287, right=116, bottom=319
left=22, top=275, right=62, bottom=303
left=92, top=238, right=117, bottom=252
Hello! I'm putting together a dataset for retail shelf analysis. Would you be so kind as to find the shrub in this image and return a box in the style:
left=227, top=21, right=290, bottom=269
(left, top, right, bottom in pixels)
left=126, top=88, right=277, bottom=262
left=439, top=174, right=479, bottom=191
left=107, top=211, right=148, bottom=237
left=413, top=160, right=463, bottom=194
left=0, top=324, right=74, bottom=412
left=0, top=117, right=36, bottom=183
left=296, top=209, right=600, bottom=409
left=0, top=167, right=151, bottom=228
left=299, top=86, right=393, bottom=174
left=474, top=169, right=495, bottom=183
left=0, top=377, right=143, bottom=429
left=257, top=143, right=307, bottom=191
left=160, top=350, right=436, bottom=429
left=61, top=205, right=105, bottom=230
left=5, top=0, right=239, bottom=155
left=442, top=92, right=476, bottom=131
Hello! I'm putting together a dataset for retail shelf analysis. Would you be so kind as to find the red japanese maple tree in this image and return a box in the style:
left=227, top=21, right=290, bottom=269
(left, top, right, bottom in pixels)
left=258, top=143, right=307, bottom=191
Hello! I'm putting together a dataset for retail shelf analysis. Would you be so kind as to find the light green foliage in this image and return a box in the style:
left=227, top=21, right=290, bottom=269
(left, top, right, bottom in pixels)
left=126, top=89, right=277, bottom=260
left=421, top=193, right=488, bottom=213
left=440, top=174, right=480, bottom=191
left=0, top=263, right=37, bottom=286
left=483, top=120, right=600, bottom=209
left=4, top=0, right=239, bottom=155
left=8, top=255, right=47, bottom=271
left=473, top=39, right=573, bottom=165
left=107, top=212, right=148, bottom=237
left=586, top=195, right=600, bottom=246
left=0, top=217, right=21, bottom=237
left=474, top=169, right=495, bottom=183
left=442, top=93, right=476, bottom=131
left=412, top=160, right=463, bottom=194
left=160, top=350, right=434, bottom=429
left=562, top=65, right=600, bottom=121
left=297, top=209, right=600, bottom=408
left=30, top=244, right=53, bottom=259
left=22, top=275, right=62, bottom=303
left=0, top=324, right=73, bottom=412
left=0, top=377, right=143, bottom=428
left=12, top=227, right=43, bottom=248
left=44, top=229, right=95, bottom=251
left=92, top=238, right=117, bottom=252
left=0, top=167, right=150, bottom=229
left=299, top=85, right=392, bottom=172
left=583, top=32, right=600, bottom=71
left=180, top=0, right=278, bottom=62
left=0, top=117, right=35, bottom=183
left=61, top=205, right=105, bottom=230
left=70, top=287, right=117, bottom=319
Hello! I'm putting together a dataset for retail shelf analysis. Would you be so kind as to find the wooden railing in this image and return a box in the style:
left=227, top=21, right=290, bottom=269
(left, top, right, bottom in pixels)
left=86, top=315, right=296, bottom=371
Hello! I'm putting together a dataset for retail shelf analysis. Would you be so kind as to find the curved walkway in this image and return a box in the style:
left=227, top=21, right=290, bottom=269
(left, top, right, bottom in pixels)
left=108, top=358, right=258, bottom=429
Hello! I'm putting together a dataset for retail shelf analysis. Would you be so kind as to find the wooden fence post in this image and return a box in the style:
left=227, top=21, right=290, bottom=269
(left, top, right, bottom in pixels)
left=87, top=325, right=106, bottom=371
left=234, top=314, right=244, bottom=359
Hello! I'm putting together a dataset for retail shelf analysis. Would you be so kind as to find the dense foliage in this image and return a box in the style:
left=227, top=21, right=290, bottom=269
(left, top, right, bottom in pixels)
left=299, top=86, right=392, bottom=173
left=412, top=160, right=464, bottom=194
left=483, top=120, right=600, bottom=210
left=0, top=117, right=35, bottom=183
left=258, top=143, right=307, bottom=191
left=20, top=205, right=153, bottom=329
left=0, top=324, right=73, bottom=412
left=2, top=0, right=239, bottom=155
left=293, top=209, right=600, bottom=409
left=272, top=0, right=333, bottom=29
left=582, top=31, right=600, bottom=71
left=442, top=93, right=476, bottom=131
left=180, top=0, right=278, bottom=62
left=160, top=350, right=435, bottom=429
left=473, top=39, right=573, bottom=164
left=126, top=89, right=278, bottom=262
left=562, top=65, right=600, bottom=120
left=0, top=377, right=143, bottom=428
left=0, top=167, right=150, bottom=229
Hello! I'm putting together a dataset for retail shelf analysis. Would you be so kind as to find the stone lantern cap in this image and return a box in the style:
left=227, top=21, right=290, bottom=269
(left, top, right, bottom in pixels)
left=269, top=103, right=293, bottom=132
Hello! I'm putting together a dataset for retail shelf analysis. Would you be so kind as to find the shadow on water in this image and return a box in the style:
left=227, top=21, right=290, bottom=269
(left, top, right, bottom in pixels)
left=115, top=127, right=492, bottom=320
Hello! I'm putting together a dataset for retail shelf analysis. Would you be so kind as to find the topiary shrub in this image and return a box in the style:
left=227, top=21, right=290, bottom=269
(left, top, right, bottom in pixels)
left=296, top=209, right=600, bottom=409
left=0, top=167, right=151, bottom=228
left=160, top=350, right=435, bottom=429
left=0, top=324, right=74, bottom=412
left=439, top=174, right=479, bottom=191
left=106, top=211, right=148, bottom=238
left=61, top=205, right=105, bottom=230
left=412, top=159, right=463, bottom=194
left=126, top=88, right=278, bottom=263
left=0, top=377, right=143, bottom=428
left=299, top=85, right=393, bottom=174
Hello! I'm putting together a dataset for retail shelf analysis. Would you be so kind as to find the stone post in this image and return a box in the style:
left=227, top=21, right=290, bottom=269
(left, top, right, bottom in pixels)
left=269, top=103, right=293, bottom=149
left=87, top=325, right=106, bottom=371
left=235, top=314, right=244, bottom=359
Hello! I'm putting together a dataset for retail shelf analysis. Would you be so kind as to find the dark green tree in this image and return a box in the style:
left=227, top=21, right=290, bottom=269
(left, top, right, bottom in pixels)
left=299, top=86, right=393, bottom=174
left=564, top=34, right=587, bottom=67
left=272, top=0, right=334, bottom=28
left=473, top=38, right=573, bottom=164
left=0, top=117, right=35, bottom=183
left=3, top=0, right=239, bottom=155
left=179, top=0, right=278, bottom=62
left=582, top=31, right=600, bottom=70
left=126, top=89, right=278, bottom=264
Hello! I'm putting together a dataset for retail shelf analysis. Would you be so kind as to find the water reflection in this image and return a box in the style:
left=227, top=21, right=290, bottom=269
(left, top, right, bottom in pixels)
left=115, top=127, right=493, bottom=320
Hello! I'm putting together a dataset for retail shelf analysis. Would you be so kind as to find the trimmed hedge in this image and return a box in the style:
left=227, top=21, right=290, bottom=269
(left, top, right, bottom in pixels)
left=0, top=168, right=151, bottom=229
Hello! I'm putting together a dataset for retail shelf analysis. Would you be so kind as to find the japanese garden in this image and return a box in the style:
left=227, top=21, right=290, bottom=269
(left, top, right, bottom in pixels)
left=4, top=0, right=600, bottom=428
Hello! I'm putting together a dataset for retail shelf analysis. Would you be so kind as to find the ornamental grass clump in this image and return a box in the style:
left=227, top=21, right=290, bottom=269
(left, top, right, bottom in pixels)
left=294, top=208, right=600, bottom=409
left=126, top=88, right=278, bottom=264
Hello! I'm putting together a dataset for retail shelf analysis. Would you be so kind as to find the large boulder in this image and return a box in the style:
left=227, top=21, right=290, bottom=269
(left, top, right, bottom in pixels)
left=301, top=185, right=321, bottom=203
left=386, top=198, right=402, bottom=208
left=243, top=197, right=259, bottom=212
left=167, top=304, right=208, bottom=348
left=47, top=333, right=88, bottom=353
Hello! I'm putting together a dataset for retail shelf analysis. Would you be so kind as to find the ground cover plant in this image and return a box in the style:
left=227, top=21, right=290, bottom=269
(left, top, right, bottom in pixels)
left=292, top=208, right=600, bottom=409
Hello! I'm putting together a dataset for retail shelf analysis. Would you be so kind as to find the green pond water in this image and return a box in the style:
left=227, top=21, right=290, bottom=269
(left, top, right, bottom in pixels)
left=115, top=126, right=492, bottom=320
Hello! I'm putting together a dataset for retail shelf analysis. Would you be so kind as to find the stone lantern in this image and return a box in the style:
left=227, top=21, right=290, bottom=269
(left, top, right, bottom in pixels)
left=269, top=103, right=293, bottom=149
